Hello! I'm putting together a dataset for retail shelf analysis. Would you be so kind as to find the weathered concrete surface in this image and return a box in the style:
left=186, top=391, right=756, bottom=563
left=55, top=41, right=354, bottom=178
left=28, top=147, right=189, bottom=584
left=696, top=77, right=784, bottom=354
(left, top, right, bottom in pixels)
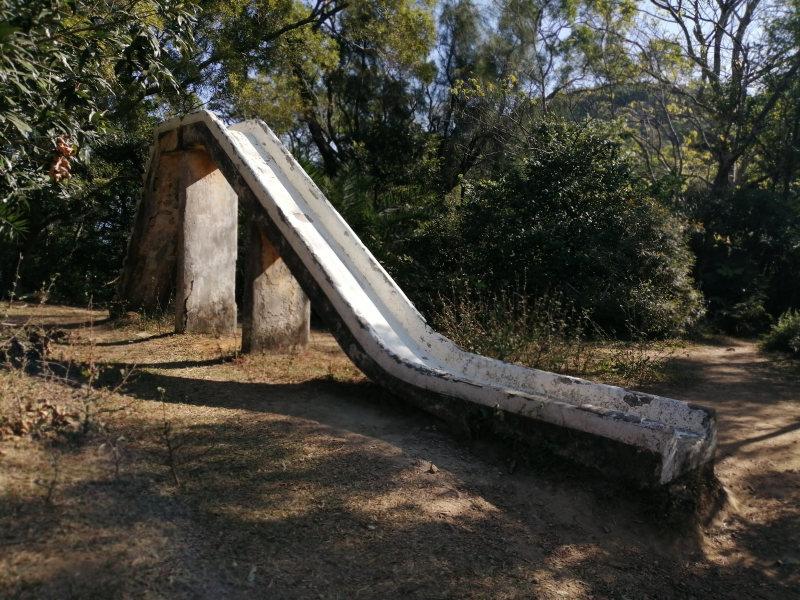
left=242, top=218, right=310, bottom=352
left=174, top=148, right=238, bottom=333
left=120, top=111, right=718, bottom=487
left=117, top=127, right=311, bottom=345
left=114, top=132, right=182, bottom=314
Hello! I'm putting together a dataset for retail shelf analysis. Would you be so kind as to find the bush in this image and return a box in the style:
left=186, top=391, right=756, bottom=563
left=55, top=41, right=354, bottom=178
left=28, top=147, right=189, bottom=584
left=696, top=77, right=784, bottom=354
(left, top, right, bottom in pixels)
left=762, top=309, right=800, bottom=354
left=414, top=120, right=703, bottom=335
left=0, top=112, right=153, bottom=304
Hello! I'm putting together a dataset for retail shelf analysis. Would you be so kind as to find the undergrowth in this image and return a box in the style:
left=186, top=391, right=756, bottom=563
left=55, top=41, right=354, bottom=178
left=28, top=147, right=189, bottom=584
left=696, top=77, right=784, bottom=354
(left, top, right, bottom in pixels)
left=761, top=308, right=800, bottom=355
left=112, top=302, right=175, bottom=336
left=0, top=300, right=133, bottom=476
left=433, top=285, right=678, bottom=386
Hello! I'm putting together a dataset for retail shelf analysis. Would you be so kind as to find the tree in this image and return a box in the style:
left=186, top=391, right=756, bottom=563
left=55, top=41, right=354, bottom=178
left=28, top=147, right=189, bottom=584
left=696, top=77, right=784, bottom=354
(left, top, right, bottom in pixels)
left=558, top=0, right=800, bottom=327
left=160, top=0, right=350, bottom=116
left=0, top=0, right=196, bottom=300
left=0, top=0, right=194, bottom=239
left=571, top=0, right=800, bottom=199
left=178, top=0, right=435, bottom=177
left=8, top=108, right=158, bottom=302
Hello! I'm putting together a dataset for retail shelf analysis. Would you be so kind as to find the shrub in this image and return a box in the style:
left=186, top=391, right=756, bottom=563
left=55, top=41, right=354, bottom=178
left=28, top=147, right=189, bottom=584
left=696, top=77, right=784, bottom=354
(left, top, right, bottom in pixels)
left=433, top=283, right=677, bottom=385
left=762, top=309, right=800, bottom=354
left=415, top=120, right=703, bottom=335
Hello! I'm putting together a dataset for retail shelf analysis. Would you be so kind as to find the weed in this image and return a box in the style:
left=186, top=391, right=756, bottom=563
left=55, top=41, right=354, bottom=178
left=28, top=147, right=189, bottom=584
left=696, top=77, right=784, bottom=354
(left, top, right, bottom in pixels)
left=159, top=387, right=183, bottom=487
left=434, top=285, right=592, bottom=376
left=36, top=450, right=62, bottom=504
left=113, top=305, right=174, bottom=336
left=156, top=386, right=217, bottom=489
left=433, top=284, right=678, bottom=387
left=594, top=320, right=677, bottom=387
left=1, top=297, right=136, bottom=450
left=2, top=253, right=22, bottom=312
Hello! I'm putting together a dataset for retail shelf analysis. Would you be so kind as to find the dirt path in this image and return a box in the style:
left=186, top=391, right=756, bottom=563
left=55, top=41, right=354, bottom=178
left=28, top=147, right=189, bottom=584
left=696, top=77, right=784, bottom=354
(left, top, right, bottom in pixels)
left=1, top=307, right=799, bottom=599
left=651, top=338, right=800, bottom=586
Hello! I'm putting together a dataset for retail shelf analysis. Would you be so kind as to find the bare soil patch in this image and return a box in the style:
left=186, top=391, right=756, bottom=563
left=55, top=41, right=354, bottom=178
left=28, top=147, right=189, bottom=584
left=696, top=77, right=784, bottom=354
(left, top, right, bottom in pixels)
left=1, top=304, right=798, bottom=599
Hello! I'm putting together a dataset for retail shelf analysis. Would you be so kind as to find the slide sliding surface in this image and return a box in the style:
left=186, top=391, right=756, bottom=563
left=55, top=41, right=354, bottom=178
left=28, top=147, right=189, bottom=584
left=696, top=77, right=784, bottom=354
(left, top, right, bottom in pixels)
left=122, top=111, right=717, bottom=487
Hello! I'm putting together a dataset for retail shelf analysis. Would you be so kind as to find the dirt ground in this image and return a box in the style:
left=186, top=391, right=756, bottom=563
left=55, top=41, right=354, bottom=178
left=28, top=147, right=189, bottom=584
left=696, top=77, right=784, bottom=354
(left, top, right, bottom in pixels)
left=1, top=304, right=799, bottom=600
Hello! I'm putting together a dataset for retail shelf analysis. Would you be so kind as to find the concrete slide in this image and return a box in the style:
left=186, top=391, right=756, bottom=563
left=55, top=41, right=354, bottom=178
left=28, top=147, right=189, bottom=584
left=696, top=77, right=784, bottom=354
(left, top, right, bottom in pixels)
left=118, top=111, right=717, bottom=487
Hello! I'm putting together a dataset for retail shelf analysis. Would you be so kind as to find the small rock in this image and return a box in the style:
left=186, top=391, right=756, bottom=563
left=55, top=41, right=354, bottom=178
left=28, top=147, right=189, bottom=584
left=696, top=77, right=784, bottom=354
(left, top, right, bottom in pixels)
left=366, top=524, right=377, bottom=531
left=603, top=526, right=611, bottom=533
left=428, top=463, right=439, bottom=474
left=556, top=591, right=568, bottom=596
left=247, top=566, right=257, bottom=584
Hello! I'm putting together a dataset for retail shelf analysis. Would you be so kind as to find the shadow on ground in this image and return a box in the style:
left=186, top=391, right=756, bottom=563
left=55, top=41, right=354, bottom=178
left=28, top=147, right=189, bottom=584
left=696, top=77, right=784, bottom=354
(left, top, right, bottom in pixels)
left=53, top=364, right=789, bottom=600
left=2, top=315, right=798, bottom=599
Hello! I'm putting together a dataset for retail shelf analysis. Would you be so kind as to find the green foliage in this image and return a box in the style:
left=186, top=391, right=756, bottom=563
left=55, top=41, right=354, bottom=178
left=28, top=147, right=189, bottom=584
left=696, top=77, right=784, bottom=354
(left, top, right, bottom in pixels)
left=11, top=115, right=155, bottom=303
left=0, top=201, right=27, bottom=238
left=0, top=0, right=796, bottom=349
left=204, top=0, right=436, bottom=179
left=416, top=120, right=703, bottom=334
left=566, top=0, right=800, bottom=333
left=0, top=0, right=194, bottom=300
left=302, top=159, right=438, bottom=282
left=762, top=309, right=800, bottom=355
left=0, top=0, right=195, bottom=239
left=682, top=185, right=800, bottom=332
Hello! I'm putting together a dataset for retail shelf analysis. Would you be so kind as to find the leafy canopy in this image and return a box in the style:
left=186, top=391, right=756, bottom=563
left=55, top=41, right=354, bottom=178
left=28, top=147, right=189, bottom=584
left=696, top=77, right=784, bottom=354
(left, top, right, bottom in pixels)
left=0, top=0, right=194, bottom=238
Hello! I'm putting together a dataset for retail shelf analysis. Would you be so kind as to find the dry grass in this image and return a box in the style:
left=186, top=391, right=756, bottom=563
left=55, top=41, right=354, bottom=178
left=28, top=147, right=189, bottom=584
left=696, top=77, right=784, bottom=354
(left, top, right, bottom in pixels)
left=433, top=289, right=686, bottom=389
left=1, top=303, right=798, bottom=600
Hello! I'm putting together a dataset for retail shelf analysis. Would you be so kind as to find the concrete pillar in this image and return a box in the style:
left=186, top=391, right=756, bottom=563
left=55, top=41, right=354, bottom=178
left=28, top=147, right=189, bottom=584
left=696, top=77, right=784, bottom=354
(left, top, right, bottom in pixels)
left=242, top=216, right=310, bottom=352
left=114, top=131, right=182, bottom=314
left=175, top=147, right=238, bottom=333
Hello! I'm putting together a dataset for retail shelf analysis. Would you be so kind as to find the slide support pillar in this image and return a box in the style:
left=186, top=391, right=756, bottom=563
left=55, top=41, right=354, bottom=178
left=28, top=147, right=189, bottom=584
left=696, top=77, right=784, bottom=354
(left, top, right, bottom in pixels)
left=242, top=215, right=310, bottom=352
left=175, top=146, right=238, bottom=334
